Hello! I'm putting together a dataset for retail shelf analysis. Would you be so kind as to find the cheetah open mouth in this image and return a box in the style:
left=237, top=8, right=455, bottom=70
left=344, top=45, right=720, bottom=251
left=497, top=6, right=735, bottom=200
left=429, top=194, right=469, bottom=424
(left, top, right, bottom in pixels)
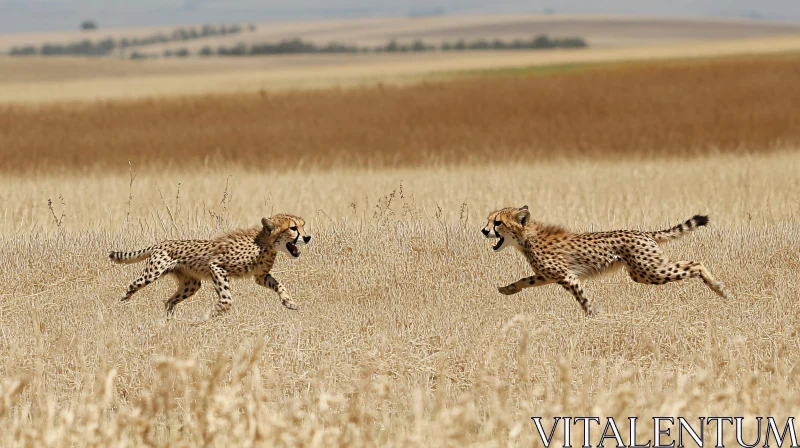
left=286, top=242, right=300, bottom=257
left=492, top=236, right=504, bottom=251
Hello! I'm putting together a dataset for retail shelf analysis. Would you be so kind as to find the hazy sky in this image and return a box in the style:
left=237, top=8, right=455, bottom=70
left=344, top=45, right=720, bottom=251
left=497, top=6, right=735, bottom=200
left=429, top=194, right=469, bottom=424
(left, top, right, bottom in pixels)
left=1, top=0, right=799, bottom=33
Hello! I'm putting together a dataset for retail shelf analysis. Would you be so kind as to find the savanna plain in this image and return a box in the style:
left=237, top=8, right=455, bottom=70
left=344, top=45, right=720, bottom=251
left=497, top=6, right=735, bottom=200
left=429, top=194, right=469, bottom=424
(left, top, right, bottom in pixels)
left=1, top=54, right=800, bottom=447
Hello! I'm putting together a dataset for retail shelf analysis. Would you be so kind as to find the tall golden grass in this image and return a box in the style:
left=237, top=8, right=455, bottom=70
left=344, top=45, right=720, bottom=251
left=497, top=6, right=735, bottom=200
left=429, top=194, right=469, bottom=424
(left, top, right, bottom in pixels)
left=2, top=152, right=799, bottom=446
left=1, top=55, right=799, bottom=446
left=2, top=54, right=800, bottom=173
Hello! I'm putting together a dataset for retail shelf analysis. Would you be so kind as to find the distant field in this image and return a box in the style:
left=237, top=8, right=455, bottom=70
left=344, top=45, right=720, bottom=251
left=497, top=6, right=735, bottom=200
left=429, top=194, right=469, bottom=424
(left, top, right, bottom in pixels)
left=3, top=14, right=800, bottom=54
left=2, top=53, right=800, bottom=174
left=4, top=34, right=800, bottom=104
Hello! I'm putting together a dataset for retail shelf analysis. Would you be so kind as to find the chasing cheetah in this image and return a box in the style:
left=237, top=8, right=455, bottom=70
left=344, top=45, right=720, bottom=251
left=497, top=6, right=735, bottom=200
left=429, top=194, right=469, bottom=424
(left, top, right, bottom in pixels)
left=482, top=206, right=730, bottom=316
left=109, top=214, right=312, bottom=319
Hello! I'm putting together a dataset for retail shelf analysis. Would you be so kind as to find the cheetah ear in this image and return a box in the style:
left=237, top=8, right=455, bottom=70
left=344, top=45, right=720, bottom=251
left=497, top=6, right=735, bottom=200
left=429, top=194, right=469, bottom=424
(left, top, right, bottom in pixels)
left=520, top=205, right=528, bottom=211
left=516, top=208, right=530, bottom=226
left=261, top=217, right=275, bottom=232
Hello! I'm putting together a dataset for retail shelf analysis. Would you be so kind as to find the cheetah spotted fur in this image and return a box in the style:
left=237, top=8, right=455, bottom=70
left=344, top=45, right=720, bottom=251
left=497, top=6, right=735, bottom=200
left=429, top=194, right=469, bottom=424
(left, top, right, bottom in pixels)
left=482, top=206, right=730, bottom=316
left=109, top=214, right=311, bottom=320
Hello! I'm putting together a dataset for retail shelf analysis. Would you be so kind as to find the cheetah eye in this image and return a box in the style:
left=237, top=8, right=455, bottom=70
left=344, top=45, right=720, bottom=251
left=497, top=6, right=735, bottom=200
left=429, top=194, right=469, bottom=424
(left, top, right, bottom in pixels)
left=493, top=220, right=502, bottom=227
left=290, top=226, right=297, bottom=231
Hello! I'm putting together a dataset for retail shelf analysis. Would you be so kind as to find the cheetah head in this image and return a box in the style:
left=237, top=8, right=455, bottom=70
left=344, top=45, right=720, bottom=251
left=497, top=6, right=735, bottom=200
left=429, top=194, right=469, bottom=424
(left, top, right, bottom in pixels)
left=261, top=214, right=312, bottom=258
left=481, top=205, right=530, bottom=252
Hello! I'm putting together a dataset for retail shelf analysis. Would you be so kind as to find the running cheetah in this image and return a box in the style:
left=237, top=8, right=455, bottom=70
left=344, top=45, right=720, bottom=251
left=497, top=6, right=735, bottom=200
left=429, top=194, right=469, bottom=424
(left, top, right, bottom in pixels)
left=482, top=206, right=730, bottom=316
left=109, top=214, right=312, bottom=319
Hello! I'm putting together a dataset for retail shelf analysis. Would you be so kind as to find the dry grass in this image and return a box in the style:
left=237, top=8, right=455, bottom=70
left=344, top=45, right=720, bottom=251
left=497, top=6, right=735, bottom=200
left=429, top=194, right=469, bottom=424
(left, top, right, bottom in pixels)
left=1, top=152, right=799, bottom=446
left=3, top=54, right=800, bottom=174
left=5, top=35, right=800, bottom=103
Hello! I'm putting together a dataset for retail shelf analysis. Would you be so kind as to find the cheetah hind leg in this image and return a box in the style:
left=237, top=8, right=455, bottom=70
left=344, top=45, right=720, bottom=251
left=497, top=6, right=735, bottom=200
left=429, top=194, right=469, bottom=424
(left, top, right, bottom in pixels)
left=164, top=273, right=202, bottom=318
left=628, top=260, right=731, bottom=299
left=119, top=250, right=176, bottom=303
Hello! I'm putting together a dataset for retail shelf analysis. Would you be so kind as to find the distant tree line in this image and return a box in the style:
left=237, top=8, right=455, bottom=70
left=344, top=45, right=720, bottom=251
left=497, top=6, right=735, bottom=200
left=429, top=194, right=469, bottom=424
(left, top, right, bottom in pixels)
left=80, top=20, right=98, bottom=31
left=439, top=35, right=587, bottom=50
left=120, top=23, right=253, bottom=48
left=10, top=33, right=587, bottom=58
left=215, top=39, right=364, bottom=56
left=9, top=23, right=255, bottom=57
left=153, top=35, right=587, bottom=59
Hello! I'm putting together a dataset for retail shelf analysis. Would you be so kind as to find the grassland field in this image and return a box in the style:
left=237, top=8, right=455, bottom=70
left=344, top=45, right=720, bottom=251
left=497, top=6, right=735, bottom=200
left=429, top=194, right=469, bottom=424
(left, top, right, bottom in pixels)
left=0, top=50, right=799, bottom=446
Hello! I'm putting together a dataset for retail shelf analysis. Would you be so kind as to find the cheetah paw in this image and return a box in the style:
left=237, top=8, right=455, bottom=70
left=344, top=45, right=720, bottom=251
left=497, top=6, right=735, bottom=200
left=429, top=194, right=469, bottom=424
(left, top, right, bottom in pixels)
left=282, top=299, right=299, bottom=310
left=714, top=282, right=731, bottom=299
left=498, top=285, right=519, bottom=296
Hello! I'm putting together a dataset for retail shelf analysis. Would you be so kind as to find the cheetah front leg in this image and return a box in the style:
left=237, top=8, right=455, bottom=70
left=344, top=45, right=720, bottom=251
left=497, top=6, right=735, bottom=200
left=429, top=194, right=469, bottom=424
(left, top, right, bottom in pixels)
left=557, top=275, right=595, bottom=317
left=207, top=263, right=234, bottom=319
left=255, top=273, right=298, bottom=310
left=498, top=275, right=556, bottom=295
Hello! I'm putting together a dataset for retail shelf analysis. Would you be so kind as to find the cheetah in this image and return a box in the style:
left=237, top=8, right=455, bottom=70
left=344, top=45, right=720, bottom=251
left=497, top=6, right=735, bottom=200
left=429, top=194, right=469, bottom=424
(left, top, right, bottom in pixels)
left=109, top=214, right=312, bottom=320
left=482, top=206, right=730, bottom=316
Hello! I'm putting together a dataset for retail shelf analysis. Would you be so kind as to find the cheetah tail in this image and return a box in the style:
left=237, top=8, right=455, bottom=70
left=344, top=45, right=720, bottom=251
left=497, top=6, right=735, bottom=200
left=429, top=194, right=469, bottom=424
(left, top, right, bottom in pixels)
left=108, top=247, right=153, bottom=264
left=651, top=215, right=709, bottom=243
